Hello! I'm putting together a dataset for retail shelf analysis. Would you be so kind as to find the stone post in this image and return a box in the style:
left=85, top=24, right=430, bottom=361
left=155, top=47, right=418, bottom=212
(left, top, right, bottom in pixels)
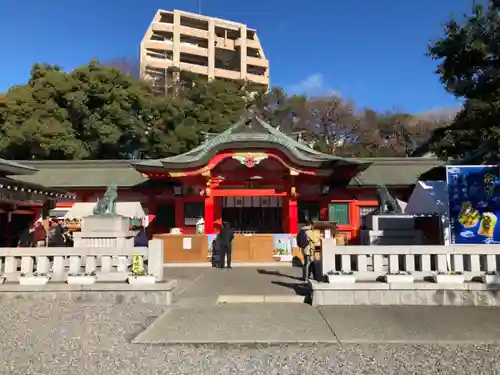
left=321, top=237, right=336, bottom=275
left=148, top=239, right=164, bottom=282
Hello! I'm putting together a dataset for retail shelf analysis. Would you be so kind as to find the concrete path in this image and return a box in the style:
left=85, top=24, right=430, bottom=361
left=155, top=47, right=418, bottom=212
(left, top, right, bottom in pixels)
left=153, top=267, right=500, bottom=345
left=133, top=304, right=334, bottom=344
left=166, top=266, right=308, bottom=308
left=133, top=304, right=500, bottom=345
left=320, top=306, right=500, bottom=344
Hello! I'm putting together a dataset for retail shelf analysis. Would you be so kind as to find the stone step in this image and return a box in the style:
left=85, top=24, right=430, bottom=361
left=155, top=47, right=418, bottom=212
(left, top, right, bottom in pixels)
left=216, top=294, right=306, bottom=304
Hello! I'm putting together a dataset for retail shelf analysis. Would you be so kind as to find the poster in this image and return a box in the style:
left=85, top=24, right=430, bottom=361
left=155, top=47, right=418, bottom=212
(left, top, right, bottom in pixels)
left=273, top=234, right=294, bottom=262
left=182, top=237, right=192, bottom=250
left=446, top=165, right=500, bottom=244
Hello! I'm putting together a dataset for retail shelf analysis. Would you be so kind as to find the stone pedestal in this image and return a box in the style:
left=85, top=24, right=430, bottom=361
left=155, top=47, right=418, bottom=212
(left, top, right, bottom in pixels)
left=73, top=215, right=135, bottom=248
left=361, top=215, right=422, bottom=246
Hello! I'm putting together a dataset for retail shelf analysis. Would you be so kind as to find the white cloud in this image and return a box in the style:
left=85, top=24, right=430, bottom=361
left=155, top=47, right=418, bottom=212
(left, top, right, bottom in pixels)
left=287, top=73, right=339, bottom=97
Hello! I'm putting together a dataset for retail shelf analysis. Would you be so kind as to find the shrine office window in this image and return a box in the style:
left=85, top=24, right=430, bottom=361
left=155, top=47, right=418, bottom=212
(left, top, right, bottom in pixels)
left=184, top=202, right=204, bottom=226
left=328, top=203, right=350, bottom=225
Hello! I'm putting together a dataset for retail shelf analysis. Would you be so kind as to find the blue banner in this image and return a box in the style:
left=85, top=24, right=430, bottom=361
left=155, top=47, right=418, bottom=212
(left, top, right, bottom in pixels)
left=447, top=165, right=500, bottom=244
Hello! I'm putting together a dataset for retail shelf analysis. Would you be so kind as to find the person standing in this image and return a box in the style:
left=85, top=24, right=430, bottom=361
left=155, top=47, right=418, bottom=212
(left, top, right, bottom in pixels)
left=297, top=220, right=320, bottom=281
left=18, top=224, right=36, bottom=248
left=133, top=225, right=149, bottom=247
left=218, top=222, right=234, bottom=269
left=47, top=219, right=65, bottom=247
left=33, top=222, right=47, bottom=247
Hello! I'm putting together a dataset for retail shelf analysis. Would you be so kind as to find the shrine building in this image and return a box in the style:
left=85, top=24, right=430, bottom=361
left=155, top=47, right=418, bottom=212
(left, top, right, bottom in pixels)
left=132, top=111, right=373, bottom=235
left=0, top=159, right=74, bottom=246
left=13, top=110, right=444, bottom=246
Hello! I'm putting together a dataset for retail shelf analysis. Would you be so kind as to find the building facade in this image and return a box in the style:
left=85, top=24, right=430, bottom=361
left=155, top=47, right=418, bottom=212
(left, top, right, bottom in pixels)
left=0, top=159, right=74, bottom=246
left=140, top=9, right=269, bottom=94
left=13, top=111, right=444, bottom=245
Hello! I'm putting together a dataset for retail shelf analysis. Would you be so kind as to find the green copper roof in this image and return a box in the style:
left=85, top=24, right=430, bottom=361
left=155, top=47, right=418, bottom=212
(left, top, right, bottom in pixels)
left=134, top=109, right=368, bottom=170
left=12, top=158, right=444, bottom=187
left=0, top=158, right=38, bottom=175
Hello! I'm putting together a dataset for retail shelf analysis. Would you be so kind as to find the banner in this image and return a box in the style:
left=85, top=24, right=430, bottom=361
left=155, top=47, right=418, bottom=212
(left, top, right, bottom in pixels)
left=446, top=165, right=500, bottom=244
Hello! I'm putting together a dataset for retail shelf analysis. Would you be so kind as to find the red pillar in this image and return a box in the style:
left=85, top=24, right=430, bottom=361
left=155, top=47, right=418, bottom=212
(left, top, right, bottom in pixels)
left=288, top=198, right=298, bottom=234
left=320, top=198, right=329, bottom=221
left=174, top=199, right=184, bottom=229
left=287, top=171, right=299, bottom=234
left=204, top=195, right=214, bottom=234
left=214, top=197, right=222, bottom=233
left=282, top=197, right=289, bottom=233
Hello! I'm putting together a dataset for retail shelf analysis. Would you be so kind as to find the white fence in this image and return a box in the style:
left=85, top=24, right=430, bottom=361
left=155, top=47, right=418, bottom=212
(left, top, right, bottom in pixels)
left=0, top=239, right=164, bottom=283
left=322, top=238, right=500, bottom=280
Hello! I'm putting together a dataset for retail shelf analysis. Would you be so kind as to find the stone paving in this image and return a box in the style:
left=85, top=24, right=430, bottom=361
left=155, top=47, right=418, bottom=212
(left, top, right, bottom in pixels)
left=0, top=298, right=500, bottom=374
left=1, top=267, right=500, bottom=374
left=134, top=304, right=500, bottom=345
left=133, top=304, right=335, bottom=344
left=166, top=266, right=307, bottom=307
left=321, top=305, right=500, bottom=343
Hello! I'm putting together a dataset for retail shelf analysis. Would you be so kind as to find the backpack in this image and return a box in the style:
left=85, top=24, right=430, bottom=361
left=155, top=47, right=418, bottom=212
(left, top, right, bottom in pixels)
left=296, top=229, right=309, bottom=249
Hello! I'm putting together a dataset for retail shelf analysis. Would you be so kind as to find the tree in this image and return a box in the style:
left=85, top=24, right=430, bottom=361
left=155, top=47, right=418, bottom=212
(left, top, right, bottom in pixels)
left=254, top=89, right=445, bottom=157
left=304, top=95, right=360, bottom=152
left=427, top=0, right=500, bottom=162
left=104, top=57, right=141, bottom=80
left=1, top=64, right=88, bottom=159
left=136, top=72, right=250, bottom=159
left=0, top=61, right=156, bottom=159
left=0, top=58, right=451, bottom=160
left=254, top=87, right=308, bottom=134
left=0, top=61, right=255, bottom=160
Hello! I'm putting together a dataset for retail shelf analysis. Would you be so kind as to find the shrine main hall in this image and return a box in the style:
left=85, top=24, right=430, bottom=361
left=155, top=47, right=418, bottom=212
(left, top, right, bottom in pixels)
left=12, top=110, right=442, bottom=245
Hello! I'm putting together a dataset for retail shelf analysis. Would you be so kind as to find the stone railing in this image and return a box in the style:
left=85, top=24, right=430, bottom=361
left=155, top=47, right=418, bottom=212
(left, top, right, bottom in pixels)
left=0, top=239, right=164, bottom=283
left=321, top=238, right=500, bottom=281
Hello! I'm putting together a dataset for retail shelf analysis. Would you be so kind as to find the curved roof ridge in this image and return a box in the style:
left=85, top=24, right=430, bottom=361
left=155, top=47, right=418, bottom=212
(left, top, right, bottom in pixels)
left=139, top=108, right=369, bottom=168
left=161, top=114, right=248, bottom=162
left=254, top=116, right=324, bottom=156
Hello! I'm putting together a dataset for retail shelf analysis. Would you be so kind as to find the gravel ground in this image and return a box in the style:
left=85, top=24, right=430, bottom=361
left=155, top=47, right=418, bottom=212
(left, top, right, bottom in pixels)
left=0, top=299, right=499, bottom=375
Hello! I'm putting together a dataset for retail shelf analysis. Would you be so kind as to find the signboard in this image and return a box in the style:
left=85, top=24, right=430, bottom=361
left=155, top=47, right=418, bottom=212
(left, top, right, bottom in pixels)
left=446, top=165, right=500, bottom=244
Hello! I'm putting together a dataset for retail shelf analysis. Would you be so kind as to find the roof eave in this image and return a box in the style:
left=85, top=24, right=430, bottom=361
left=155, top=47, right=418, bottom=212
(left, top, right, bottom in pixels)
left=1, top=163, right=39, bottom=176
left=130, top=160, right=165, bottom=174
left=157, top=141, right=371, bottom=171
left=0, top=177, right=75, bottom=200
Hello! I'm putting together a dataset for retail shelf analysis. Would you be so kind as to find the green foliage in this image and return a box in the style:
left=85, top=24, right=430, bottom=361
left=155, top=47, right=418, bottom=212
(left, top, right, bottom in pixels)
left=427, top=0, right=500, bottom=163
left=0, top=59, right=449, bottom=160
left=0, top=60, right=249, bottom=160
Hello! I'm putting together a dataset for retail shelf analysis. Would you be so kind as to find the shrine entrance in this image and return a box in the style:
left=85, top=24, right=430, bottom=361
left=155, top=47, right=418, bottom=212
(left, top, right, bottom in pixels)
left=221, top=196, right=283, bottom=233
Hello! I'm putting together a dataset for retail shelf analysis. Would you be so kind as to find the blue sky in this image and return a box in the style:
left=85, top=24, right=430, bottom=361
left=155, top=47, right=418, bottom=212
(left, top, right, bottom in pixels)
left=0, top=0, right=476, bottom=113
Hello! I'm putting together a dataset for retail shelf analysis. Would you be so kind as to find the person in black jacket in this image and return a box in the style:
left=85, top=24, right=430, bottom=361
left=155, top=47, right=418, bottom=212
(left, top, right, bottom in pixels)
left=18, top=225, right=36, bottom=248
left=134, top=226, right=149, bottom=247
left=218, top=222, right=234, bottom=268
left=47, top=219, right=65, bottom=247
